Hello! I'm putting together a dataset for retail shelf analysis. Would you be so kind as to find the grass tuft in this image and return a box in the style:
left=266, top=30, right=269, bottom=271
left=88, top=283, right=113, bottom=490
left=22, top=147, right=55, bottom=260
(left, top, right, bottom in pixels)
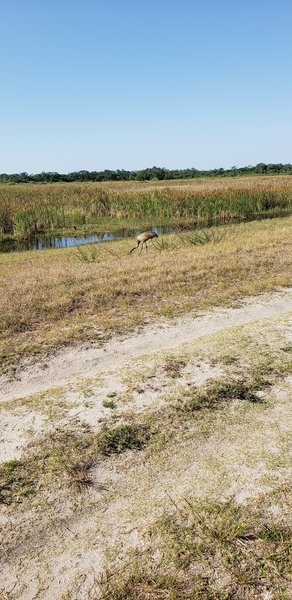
left=73, top=244, right=101, bottom=262
left=180, top=227, right=228, bottom=246
left=176, top=379, right=264, bottom=413
left=0, top=422, right=153, bottom=504
left=102, top=399, right=116, bottom=409
left=0, top=459, right=36, bottom=504
left=97, top=423, right=151, bottom=455
left=100, top=491, right=292, bottom=599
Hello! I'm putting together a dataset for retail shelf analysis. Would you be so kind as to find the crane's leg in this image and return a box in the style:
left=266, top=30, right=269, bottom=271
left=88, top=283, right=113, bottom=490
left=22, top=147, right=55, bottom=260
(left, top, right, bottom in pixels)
left=145, top=242, right=148, bottom=253
left=139, top=242, right=143, bottom=255
left=130, top=240, right=141, bottom=254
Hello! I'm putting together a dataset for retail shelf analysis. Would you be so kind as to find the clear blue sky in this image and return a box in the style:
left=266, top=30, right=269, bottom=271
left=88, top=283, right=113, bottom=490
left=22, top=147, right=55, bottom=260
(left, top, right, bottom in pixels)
left=1, top=0, right=292, bottom=173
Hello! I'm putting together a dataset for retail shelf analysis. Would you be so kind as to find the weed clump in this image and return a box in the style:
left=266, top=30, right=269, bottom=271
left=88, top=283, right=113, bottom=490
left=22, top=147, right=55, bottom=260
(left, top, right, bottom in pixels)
left=181, top=227, right=227, bottom=246
left=0, top=459, right=36, bottom=504
left=102, top=399, right=116, bottom=409
left=163, top=358, right=187, bottom=378
left=177, top=379, right=264, bottom=413
left=97, top=423, right=151, bottom=455
left=73, top=244, right=101, bottom=262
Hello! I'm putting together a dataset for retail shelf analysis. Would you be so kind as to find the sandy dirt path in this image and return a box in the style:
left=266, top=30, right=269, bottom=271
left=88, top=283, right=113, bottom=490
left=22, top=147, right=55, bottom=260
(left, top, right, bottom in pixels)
left=0, top=289, right=291, bottom=600
left=1, top=288, right=291, bottom=402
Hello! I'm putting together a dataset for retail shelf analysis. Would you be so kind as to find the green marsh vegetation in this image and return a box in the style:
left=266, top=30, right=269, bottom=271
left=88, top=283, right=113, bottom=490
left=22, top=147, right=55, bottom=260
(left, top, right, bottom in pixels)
left=0, top=175, right=292, bottom=241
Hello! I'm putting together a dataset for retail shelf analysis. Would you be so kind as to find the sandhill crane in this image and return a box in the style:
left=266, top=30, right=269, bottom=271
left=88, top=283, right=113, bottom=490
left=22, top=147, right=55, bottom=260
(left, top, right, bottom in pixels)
left=130, top=231, right=158, bottom=254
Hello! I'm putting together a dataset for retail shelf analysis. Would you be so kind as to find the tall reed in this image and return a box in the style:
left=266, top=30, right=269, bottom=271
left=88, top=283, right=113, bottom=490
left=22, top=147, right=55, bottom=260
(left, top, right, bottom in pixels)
left=0, top=178, right=291, bottom=239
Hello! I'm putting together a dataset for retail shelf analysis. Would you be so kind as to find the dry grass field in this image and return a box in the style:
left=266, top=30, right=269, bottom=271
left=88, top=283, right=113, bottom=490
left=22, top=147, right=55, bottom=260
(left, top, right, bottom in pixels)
left=0, top=215, right=292, bottom=374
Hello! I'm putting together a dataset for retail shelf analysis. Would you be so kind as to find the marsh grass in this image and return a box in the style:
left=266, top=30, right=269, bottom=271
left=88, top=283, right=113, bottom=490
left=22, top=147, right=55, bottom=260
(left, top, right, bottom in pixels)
left=1, top=176, right=292, bottom=240
left=100, top=489, right=292, bottom=599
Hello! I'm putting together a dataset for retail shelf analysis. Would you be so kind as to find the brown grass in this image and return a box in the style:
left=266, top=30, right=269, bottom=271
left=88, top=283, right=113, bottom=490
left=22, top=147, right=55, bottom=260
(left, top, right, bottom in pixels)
left=0, top=216, right=291, bottom=373
left=2, top=173, right=292, bottom=197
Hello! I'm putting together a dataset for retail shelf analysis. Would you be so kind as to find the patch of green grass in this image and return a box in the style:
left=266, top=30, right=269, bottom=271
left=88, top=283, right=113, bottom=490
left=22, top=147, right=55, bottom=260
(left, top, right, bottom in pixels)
left=0, top=459, right=36, bottom=504
left=97, top=423, right=151, bottom=455
left=280, top=344, right=292, bottom=353
left=0, top=422, right=153, bottom=505
left=156, top=499, right=252, bottom=568
left=102, top=400, right=116, bottom=409
left=176, top=379, right=264, bottom=413
left=100, top=489, right=292, bottom=599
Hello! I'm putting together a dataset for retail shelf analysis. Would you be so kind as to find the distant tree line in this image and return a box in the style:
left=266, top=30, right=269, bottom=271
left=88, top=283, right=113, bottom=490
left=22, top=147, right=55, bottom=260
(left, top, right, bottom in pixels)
left=0, top=163, right=291, bottom=183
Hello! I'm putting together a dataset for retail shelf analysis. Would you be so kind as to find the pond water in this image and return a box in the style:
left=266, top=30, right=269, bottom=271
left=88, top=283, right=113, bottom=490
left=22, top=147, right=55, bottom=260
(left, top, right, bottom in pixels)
left=1, top=209, right=289, bottom=253
left=0, top=224, right=187, bottom=253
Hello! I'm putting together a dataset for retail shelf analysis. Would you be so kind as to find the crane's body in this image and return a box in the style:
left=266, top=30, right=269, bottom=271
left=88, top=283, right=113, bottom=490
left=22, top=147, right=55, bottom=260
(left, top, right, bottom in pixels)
left=130, top=231, right=158, bottom=254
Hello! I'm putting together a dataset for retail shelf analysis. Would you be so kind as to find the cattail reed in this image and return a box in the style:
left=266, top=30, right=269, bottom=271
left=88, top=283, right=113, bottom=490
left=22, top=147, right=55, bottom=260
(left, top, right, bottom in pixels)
left=0, top=178, right=291, bottom=240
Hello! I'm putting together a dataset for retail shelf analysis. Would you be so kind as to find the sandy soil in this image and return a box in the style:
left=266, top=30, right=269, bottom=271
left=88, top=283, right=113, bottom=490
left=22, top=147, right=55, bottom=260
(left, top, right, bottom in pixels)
left=1, top=289, right=291, bottom=403
left=0, top=289, right=291, bottom=600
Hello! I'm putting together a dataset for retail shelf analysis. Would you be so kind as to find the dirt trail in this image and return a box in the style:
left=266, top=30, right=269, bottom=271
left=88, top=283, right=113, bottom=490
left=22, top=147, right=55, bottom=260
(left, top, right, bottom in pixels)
left=0, top=290, right=291, bottom=600
left=1, top=289, right=291, bottom=402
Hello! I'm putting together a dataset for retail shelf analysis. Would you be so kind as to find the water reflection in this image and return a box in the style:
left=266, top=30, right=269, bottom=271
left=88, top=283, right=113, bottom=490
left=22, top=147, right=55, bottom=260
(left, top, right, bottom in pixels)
left=1, top=210, right=289, bottom=254
left=0, top=225, right=179, bottom=253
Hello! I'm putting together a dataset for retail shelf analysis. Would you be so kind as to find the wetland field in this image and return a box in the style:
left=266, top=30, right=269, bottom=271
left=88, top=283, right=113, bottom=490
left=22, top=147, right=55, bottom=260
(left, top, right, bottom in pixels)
left=0, top=175, right=291, bottom=599
left=1, top=174, right=292, bottom=243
